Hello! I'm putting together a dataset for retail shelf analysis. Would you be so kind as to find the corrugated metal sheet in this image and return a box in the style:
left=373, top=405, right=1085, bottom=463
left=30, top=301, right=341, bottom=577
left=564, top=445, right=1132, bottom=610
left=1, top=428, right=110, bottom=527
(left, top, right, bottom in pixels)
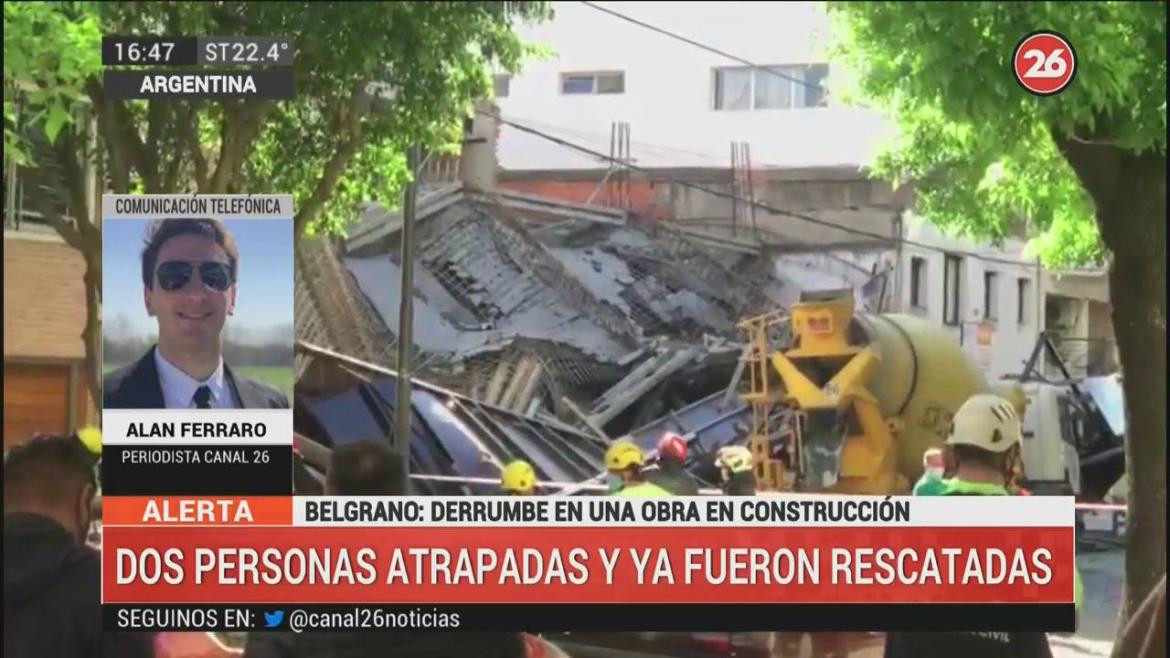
left=298, top=371, right=610, bottom=495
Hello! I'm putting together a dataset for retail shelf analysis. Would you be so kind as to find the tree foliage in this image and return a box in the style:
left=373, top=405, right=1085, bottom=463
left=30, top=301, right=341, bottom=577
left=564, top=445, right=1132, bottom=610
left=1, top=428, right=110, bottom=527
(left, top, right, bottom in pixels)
left=3, top=0, right=551, bottom=412
left=3, top=2, right=102, bottom=164
left=827, top=1, right=1166, bottom=266
left=5, top=1, right=551, bottom=232
left=827, top=2, right=1167, bottom=641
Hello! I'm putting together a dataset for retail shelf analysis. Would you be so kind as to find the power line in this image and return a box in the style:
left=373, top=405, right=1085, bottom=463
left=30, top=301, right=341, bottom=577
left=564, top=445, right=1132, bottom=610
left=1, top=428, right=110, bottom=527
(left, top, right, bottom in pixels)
left=511, top=114, right=807, bottom=171
left=509, top=116, right=732, bottom=165
left=579, top=1, right=826, bottom=94
left=484, top=108, right=1043, bottom=268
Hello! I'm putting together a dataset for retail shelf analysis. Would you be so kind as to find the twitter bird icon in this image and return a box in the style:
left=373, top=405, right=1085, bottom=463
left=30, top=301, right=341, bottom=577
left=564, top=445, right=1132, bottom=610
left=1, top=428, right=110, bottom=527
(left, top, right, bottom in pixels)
left=264, top=610, right=285, bottom=628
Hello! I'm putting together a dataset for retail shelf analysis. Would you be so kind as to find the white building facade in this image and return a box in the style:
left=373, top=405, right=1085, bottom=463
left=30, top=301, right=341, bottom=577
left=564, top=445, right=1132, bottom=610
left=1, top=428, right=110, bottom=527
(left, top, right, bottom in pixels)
left=491, top=1, right=1112, bottom=382
left=496, top=1, right=887, bottom=171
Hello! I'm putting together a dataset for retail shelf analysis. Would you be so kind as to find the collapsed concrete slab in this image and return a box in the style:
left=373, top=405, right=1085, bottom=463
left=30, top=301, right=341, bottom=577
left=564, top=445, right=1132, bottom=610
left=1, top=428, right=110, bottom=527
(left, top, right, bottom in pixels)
left=298, top=184, right=788, bottom=422
left=294, top=183, right=896, bottom=447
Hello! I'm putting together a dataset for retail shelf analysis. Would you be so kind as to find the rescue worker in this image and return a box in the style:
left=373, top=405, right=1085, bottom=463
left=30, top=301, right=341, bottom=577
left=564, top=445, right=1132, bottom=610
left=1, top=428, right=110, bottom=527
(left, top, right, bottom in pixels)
left=605, top=439, right=672, bottom=497
left=913, top=447, right=947, bottom=496
left=645, top=432, right=699, bottom=495
left=715, top=445, right=756, bottom=495
left=940, top=397, right=1078, bottom=608
left=501, top=459, right=537, bottom=495
left=884, top=394, right=1079, bottom=658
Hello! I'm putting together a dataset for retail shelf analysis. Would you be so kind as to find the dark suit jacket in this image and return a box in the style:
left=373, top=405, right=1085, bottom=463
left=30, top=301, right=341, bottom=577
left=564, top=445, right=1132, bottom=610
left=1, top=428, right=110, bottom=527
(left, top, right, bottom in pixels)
left=103, top=347, right=289, bottom=409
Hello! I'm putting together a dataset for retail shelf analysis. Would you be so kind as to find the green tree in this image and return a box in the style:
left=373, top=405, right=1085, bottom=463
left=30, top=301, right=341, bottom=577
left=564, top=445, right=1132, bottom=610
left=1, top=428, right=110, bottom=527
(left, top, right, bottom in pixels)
left=4, top=1, right=551, bottom=410
left=827, top=1, right=1166, bottom=639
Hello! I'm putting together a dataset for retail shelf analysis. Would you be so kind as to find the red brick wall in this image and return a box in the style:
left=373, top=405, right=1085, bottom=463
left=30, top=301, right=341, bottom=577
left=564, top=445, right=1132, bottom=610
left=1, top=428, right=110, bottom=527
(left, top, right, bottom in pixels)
left=499, top=179, right=675, bottom=221
left=4, top=233, right=88, bottom=360
left=3, top=233, right=97, bottom=439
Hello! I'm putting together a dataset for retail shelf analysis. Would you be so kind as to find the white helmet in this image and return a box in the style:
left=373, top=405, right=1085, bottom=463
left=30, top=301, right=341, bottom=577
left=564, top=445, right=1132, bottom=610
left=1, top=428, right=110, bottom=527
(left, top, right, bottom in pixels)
left=946, top=394, right=1022, bottom=453
left=716, top=445, right=754, bottom=475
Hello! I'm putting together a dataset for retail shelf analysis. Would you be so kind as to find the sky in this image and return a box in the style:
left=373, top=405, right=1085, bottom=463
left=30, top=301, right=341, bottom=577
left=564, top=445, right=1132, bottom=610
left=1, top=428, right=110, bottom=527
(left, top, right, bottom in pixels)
left=103, top=218, right=295, bottom=341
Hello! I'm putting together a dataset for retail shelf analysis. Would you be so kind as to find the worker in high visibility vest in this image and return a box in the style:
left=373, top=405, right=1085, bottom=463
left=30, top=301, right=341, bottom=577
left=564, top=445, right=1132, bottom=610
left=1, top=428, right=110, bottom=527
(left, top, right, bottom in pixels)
left=605, top=439, right=671, bottom=497
left=501, top=460, right=538, bottom=496
left=886, top=394, right=1081, bottom=658
left=913, top=447, right=947, bottom=496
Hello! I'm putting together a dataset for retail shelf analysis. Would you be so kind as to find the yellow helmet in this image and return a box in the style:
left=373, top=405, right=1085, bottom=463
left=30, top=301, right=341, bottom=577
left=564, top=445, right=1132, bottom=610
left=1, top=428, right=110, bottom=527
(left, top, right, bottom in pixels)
left=501, top=460, right=536, bottom=494
left=76, top=426, right=102, bottom=455
left=604, top=439, right=644, bottom=472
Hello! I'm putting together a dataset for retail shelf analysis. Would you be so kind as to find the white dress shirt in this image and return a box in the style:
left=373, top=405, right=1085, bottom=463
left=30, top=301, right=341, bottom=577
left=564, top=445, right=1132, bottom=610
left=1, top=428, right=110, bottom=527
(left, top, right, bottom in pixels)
left=154, top=349, right=238, bottom=409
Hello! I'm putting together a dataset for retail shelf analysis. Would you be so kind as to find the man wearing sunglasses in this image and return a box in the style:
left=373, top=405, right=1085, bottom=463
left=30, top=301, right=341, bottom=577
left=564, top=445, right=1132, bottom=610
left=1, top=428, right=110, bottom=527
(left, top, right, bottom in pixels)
left=103, top=218, right=289, bottom=410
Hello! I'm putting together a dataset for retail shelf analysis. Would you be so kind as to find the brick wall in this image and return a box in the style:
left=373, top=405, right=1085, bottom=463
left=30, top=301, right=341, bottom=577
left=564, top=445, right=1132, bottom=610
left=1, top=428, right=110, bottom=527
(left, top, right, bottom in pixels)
left=3, top=233, right=88, bottom=360
left=499, top=179, right=674, bottom=221
left=498, top=168, right=908, bottom=248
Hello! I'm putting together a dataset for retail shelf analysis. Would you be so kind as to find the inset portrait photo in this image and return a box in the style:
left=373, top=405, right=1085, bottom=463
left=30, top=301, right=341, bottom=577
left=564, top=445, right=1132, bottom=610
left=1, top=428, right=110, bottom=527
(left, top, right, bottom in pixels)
left=102, top=217, right=293, bottom=410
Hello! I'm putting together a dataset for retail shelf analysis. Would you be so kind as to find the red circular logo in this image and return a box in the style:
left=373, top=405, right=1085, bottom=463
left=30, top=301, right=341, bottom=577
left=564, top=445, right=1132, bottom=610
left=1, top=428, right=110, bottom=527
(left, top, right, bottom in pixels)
left=1013, top=31, right=1077, bottom=96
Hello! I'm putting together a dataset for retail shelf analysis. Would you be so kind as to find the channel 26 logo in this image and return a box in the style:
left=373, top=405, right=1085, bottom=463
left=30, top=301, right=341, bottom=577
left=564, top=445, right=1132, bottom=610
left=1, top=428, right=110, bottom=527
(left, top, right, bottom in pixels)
left=1013, top=30, right=1077, bottom=96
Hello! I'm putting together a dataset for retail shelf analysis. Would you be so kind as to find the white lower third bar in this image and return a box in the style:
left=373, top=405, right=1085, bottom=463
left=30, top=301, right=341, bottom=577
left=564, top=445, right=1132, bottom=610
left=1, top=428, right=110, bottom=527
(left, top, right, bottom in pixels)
left=102, top=409, right=292, bottom=446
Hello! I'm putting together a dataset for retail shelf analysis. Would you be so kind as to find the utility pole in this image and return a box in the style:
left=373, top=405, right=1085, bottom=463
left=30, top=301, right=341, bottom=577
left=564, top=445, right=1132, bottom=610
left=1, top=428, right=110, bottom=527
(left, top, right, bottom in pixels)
left=393, top=144, right=421, bottom=491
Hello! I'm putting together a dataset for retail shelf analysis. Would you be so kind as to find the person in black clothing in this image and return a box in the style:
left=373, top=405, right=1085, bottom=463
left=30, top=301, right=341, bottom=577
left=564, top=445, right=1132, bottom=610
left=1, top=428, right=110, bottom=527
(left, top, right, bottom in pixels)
left=645, top=432, right=700, bottom=496
left=291, top=446, right=325, bottom=495
left=322, top=439, right=409, bottom=495
left=244, top=440, right=526, bottom=658
left=4, top=434, right=153, bottom=658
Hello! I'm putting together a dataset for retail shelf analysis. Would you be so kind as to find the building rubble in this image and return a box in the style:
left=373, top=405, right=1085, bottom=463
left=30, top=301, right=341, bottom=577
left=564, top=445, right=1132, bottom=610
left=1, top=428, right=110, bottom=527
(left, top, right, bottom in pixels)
left=293, top=183, right=890, bottom=488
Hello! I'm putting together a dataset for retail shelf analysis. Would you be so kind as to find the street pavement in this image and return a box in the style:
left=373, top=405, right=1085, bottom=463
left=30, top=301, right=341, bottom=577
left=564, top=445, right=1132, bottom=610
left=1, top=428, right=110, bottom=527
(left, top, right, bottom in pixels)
left=1050, top=547, right=1123, bottom=658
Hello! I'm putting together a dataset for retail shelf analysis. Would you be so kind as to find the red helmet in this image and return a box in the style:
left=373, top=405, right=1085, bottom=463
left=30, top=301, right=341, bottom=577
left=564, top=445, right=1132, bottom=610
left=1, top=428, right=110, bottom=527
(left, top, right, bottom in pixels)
left=657, top=432, right=688, bottom=462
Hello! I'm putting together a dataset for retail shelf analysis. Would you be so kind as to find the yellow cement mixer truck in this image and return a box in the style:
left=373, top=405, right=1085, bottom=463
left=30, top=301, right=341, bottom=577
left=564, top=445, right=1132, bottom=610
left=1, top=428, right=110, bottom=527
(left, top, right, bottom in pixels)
left=741, top=289, right=1024, bottom=495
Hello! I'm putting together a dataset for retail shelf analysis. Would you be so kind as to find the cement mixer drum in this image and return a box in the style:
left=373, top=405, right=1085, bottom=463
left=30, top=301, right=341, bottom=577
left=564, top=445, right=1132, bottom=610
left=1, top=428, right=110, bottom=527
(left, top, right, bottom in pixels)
left=853, top=313, right=991, bottom=481
left=762, top=291, right=995, bottom=493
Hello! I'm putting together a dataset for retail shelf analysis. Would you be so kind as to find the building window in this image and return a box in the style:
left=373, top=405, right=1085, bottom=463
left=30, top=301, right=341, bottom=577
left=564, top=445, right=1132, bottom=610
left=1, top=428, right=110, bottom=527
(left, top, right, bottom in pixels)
left=909, top=256, right=927, bottom=309
left=492, top=74, right=511, bottom=98
left=560, top=71, right=624, bottom=95
left=1018, top=277, right=1032, bottom=325
left=713, top=64, right=828, bottom=110
left=943, top=254, right=962, bottom=326
left=983, top=271, right=999, bottom=322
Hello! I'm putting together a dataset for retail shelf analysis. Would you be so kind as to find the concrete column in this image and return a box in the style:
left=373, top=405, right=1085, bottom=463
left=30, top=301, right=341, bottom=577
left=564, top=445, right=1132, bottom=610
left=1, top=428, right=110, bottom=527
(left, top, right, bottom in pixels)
left=460, top=99, right=499, bottom=192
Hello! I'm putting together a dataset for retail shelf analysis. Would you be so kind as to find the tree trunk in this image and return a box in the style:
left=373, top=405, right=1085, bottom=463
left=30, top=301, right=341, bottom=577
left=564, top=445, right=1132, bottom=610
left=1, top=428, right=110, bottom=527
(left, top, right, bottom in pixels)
left=1059, top=138, right=1167, bottom=645
left=82, top=251, right=103, bottom=415
left=1102, top=159, right=1167, bottom=638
